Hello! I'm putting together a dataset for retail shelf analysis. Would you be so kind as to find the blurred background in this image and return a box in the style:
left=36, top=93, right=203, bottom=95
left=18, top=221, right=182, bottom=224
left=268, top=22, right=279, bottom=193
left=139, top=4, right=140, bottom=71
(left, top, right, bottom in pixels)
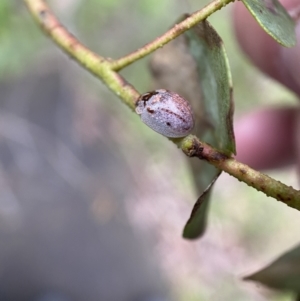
left=0, top=0, right=300, bottom=300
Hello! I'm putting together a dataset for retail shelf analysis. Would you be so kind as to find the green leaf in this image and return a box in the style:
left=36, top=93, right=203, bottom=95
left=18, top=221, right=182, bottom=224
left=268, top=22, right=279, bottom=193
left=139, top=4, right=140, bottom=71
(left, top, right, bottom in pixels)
left=241, top=0, right=296, bottom=47
left=182, top=171, right=221, bottom=239
left=150, top=17, right=235, bottom=239
left=244, top=243, right=300, bottom=292
left=185, top=19, right=235, bottom=156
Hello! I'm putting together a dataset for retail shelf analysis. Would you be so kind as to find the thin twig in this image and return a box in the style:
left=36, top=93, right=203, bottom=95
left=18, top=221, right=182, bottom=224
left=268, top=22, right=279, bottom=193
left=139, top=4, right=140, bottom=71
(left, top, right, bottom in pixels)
left=111, top=0, right=234, bottom=71
left=24, top=0, right=139, bottom=110
left=180, top=136, right=300, bottom=209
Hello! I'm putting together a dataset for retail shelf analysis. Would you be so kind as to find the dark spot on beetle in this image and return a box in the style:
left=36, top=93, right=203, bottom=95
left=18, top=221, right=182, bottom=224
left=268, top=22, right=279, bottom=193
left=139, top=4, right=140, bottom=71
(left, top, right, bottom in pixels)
left=138, top=90, right=160, bottom=106
left=276, top=194, right=284, bottom=201
left=177, top=105, right=186, bottom=115
left=261, top=185, right=266, bottom=192
left=147, top=107, right=155, bottom=114
left=286, top=197, right=292, bottom=202
left=161, top=108, right=187, bottom=123
left=166, top=122, right=171, bottom=126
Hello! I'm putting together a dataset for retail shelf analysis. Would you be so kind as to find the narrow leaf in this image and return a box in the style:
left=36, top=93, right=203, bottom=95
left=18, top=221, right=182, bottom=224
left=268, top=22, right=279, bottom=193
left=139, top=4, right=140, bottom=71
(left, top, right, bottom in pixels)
left=244, top=243, right=300, bottom=292
left=183, top=171, right=221, bottom=239
left=185, top=19, right=235, bottom=155
left=241, top=0, right=296, bottom=47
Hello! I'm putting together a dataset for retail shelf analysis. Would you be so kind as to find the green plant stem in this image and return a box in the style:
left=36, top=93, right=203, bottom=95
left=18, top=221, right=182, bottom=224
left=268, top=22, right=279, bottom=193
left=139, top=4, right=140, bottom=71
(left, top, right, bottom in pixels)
left=180, top=136, right=300, bottom=209
left=24, top=0, right=139, bottom=110
left=24, top=0, right=300, bottom=209
left=110, top=0, right=234, bottom=71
